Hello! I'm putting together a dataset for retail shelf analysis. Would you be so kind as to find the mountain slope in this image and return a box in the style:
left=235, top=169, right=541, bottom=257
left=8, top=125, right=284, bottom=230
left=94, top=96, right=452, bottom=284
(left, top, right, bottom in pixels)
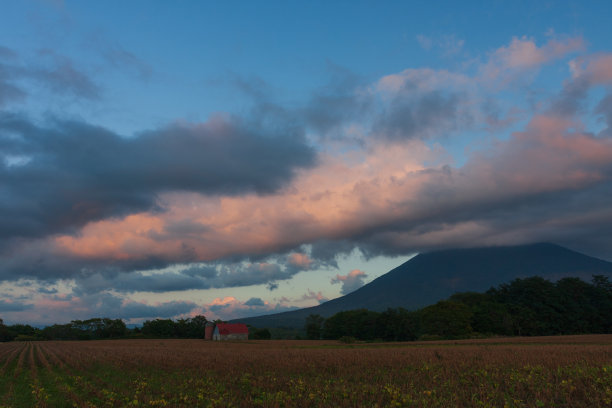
left=235, top=243, right=612, bottom=328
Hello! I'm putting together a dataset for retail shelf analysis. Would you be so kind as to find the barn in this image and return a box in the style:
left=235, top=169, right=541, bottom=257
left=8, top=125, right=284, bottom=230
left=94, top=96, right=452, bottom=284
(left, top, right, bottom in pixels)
left=211, top=323, right=249, bottom=341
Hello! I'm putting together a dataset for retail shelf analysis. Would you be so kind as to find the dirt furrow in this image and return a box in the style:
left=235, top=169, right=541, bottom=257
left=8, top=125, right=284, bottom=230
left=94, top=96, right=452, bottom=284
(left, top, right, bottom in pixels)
left=28, top=341, right=37, bottom=375
left=35, top=343, right=52, bottom=370
left=39, top=342, right=112, bottom=405
left=0, top=343, right=18, bottom=360
left=12, top=342, right=29, bottom=378
left=38, top=343, right=66, bottom=369
left=0, top=343, right=22, bottom=374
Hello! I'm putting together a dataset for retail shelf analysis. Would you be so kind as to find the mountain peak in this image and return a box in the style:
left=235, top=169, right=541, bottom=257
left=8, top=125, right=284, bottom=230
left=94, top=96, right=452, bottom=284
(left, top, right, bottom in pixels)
left=235, top=243, right=612, bottom=328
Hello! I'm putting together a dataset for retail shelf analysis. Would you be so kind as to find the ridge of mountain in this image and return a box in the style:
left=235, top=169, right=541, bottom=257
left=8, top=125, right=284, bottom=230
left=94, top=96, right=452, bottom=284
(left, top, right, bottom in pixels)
left=233, top=243, right=612, bottom=329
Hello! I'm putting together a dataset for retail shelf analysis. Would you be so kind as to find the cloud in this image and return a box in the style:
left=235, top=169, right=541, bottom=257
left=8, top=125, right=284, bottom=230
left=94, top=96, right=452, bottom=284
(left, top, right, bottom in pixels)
left=596, top=93, right=612, bottom=138
left=300, top=289, right=328, bottom=305
left=482, top=36, right=585, bottom=80
left=0, top=46, right=101, bottom=103
left=480, top=35, right=584, bottom=85
left=0, top=299, right=33, bottom=312
left=200, top=296, right=297, bottom=320
left=34, top=49, right=100, bottom=99
left=100, top=43, right=152, bottom=80
left=374, top=90, right=465, bottom=140
left=331, top=269, right=368, bottom=295
left=570, top=53, right=612, bottom=84
left=8, top=103, right=612, bottom=282
left=0, top=112, right=315, bottom=245
left=416, top=34, right=433, bottom=50
left=553, top=53, right=612, bottom=116
left=0, top=288, right=200, bottom=324
left=416, top=34, right=465, bottom=56
left=0, top=46, right=27, bottom=106
left=118, top=300, right=197, bottom=319
left=2, top=34, right=612, bottom=311
left=300, top=63, right=372, bottom=136
left=244, top=297, right=265, bottom=306
left=58, top=252, right=323, bottom=296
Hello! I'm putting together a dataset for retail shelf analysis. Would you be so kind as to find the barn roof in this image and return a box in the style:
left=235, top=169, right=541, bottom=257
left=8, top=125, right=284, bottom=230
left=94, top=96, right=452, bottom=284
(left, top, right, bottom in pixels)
left=216, top=323, right=249, bottom=335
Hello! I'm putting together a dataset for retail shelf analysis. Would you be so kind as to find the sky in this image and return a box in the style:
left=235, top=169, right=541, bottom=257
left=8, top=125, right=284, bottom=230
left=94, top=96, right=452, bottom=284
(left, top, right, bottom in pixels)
left=2, top=0, right=612, bottom=326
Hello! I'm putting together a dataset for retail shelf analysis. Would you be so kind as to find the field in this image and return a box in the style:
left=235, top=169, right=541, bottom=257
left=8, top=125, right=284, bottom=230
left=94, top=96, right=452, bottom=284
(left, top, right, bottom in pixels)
left=0, top=335, right=611, bottom=407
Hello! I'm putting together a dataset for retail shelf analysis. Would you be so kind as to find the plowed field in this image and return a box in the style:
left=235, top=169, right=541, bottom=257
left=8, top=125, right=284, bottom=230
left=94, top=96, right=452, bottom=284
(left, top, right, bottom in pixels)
left=0, top=335, right=611, bottom=407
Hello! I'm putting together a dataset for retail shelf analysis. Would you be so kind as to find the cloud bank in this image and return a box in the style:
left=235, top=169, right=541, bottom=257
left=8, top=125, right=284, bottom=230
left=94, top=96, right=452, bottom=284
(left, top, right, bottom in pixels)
left=2, top=34, right=612, bottom=323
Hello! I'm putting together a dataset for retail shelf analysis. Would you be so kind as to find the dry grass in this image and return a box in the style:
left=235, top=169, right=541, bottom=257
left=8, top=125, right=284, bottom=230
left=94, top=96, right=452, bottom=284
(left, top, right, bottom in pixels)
left=0, top=335, right=610, bottom=407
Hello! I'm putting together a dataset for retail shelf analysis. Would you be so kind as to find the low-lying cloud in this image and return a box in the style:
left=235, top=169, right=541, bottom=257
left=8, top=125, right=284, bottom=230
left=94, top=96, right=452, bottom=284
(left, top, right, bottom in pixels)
left=331, top=269, right=368, bottom=295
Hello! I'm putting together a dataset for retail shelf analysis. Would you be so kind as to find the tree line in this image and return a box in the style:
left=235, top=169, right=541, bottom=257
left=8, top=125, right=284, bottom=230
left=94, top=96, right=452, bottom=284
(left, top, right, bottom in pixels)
left=0, top=316, right=212, bottom=342
left=305, top=275, right=612, bottom=341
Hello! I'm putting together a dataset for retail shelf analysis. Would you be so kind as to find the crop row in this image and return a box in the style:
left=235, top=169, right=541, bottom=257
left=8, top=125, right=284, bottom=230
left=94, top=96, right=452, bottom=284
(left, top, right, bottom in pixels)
left=0, top=336, right=611, bottom=407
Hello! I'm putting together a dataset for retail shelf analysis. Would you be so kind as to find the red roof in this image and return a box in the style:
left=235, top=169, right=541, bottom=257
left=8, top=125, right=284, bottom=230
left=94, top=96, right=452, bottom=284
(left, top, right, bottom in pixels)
left=216, top=323, right=249, bottom=335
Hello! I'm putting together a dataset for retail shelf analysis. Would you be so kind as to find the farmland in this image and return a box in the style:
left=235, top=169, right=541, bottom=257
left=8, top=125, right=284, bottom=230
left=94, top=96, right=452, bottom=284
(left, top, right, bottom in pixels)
left=0, top=335, right=611, bottom=407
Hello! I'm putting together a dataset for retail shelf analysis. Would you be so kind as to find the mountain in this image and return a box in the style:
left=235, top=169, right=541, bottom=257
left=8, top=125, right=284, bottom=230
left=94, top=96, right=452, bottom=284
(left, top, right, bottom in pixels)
left=234, top=243, right=612, bottom=329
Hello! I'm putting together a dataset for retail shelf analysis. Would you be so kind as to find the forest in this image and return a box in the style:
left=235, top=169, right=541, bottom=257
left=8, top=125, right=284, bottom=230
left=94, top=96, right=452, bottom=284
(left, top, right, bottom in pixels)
left=306, top=275, right=612, bottom=341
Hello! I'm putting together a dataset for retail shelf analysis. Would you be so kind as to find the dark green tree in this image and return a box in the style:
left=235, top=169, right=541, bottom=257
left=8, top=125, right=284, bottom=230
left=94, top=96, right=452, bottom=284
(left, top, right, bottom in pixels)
left=419, top=301, right=473, bottom=338
left=375, top=308, right=419, bottom=341
left=250, top=328, right=272, bottom=340
left=0, top=318, right=13, bottom=342
left=305, top=314, right=325, bottom=340
left=591, top=275, right=612, bottom=333
left=142, top=319, right=177, bottom=337
left=489, top=277, right=563, bottom=336
left=449, top=292, right=513, bottom=335
left=322, top=309, right=380, bottom=340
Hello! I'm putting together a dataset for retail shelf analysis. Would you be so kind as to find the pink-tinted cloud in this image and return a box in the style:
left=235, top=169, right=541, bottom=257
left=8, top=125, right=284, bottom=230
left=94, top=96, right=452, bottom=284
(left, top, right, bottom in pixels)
left=50, top=140, right=432, bottom=265
left=377, top=68, right=469, bottom=94
left=27, top=109, right=609, bottom=280
left=200, top=296, right=295, bottom=321
left=570, top=53, right=612, bottom=84
left=481, top=35, right=584, bottom=85
left=300, top=289, right=328, bottom=305
left=331, top=269, right=368, bottom=294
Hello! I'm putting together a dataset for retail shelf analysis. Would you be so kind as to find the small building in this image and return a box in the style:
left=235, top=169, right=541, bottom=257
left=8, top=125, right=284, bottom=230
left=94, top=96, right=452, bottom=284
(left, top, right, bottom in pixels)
left=212, top=323, right=249, bottom=341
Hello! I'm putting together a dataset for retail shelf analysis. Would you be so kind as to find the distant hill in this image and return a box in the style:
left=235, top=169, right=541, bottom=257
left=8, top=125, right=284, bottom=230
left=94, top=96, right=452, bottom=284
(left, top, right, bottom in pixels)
left=234, top=243, right=612, bottom=329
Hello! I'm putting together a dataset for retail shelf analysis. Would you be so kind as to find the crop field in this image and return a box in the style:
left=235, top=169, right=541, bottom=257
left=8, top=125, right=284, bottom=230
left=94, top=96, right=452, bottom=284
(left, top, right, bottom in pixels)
left=0, top=335, right=611, bottom=407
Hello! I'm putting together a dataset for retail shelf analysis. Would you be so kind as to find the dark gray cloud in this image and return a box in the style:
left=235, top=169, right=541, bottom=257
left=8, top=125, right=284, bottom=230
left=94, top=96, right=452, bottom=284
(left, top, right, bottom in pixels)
left=61, top=252, right=323, bottom=295
left=374, top=90, right=465, bottom=140
left=0, top=299, right=33, bottom=312
left=0, top=46, right=27, bottom=106
left=309, top=240, right=358, bottom=268
left=230, top=66, right=372, bottom=142
left=0, top=112, right=315, bottom=244
left=72, top=291, right=197, bottom=320
left=37, top=286, right=58, bottom=294
left=118, top=301, right=196, bottom=319
left=301, top=63, right=371, bottom=136
left=244, top=297, right=265, bottom=306
left=550, top=76, right=590, bottom=116
left=596, top=93, right=612, bottom=138
left=101, top=44, right=152, bottom=80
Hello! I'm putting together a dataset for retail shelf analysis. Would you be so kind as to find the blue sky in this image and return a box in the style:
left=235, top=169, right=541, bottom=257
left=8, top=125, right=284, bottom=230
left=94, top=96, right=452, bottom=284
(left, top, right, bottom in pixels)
left=1, top=0, right=612, bottom=325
